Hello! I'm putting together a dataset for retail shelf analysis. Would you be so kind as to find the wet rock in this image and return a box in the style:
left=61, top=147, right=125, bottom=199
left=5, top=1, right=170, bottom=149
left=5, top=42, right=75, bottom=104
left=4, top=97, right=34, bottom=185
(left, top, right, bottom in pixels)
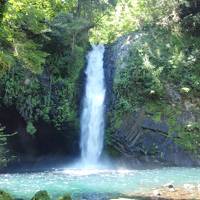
left=0, top=190, right=13, bottom=200
left=177, top=111, right=196, bottom=125
left=152, top=189, right=161, bottom=196
left=110, top=108, right=199, bottom=167
left=31, top=191, right=51, bottom=200
left=57, top=194, right=72, bottom=200
left=104, top=45, right=116, bottom=114
left=168, top=185, right=174, bottom=189
left=164, top=184, right=177, bottom=193
left=142, top=118, right=169, bottom=134
left=163, top=183, right=174, bottom=188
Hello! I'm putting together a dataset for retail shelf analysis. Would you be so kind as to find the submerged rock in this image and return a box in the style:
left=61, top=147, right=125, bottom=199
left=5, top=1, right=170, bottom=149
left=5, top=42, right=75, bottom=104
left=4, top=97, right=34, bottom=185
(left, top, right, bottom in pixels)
left=57, top=194, right=72, bottom=200
left=0, top=190, right=13, bottom=200
left=31, top=191, right=51, bottom=200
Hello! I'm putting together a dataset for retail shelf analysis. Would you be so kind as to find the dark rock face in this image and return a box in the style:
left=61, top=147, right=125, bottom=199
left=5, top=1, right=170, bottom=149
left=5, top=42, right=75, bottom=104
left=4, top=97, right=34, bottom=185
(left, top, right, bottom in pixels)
left=0, top=106, right=79, bottom=170
left=0, top=106, right=36, bottom=156
left=103, top=44, right=116, bottom=114
left=179, top=0, right=200, bottom=19
left=179, top=1, right=200, bottom=36
left=111, top=110, right=199, bottom=167
left=142, top=118, right=169, bottom=134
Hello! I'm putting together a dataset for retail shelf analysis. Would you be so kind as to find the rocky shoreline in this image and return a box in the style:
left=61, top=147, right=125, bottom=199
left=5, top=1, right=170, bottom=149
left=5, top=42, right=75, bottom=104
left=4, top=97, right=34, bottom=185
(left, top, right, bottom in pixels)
left=116, top=184, right=200, bottom=200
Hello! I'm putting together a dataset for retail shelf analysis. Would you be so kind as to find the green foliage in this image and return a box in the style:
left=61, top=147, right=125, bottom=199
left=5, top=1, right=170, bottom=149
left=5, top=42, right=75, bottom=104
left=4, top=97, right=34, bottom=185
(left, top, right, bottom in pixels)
left=107, top=1, right=200, bottom=152
left=26, top=121, right=37, bottom=135
left=14, top=40, right=48, bottom=74
left=90, top=0, right=186, bottom=43
left=2, top=68, right=42, bottom=121
left=178, top=122, right=200, bottom=153
left=0, top=1, right=116, bottom=165
left=110, top=25, right=200, bottom=150
left=112, top=25, right=200, bottom=116
left=0, top=51, right=14, bottom=75
left=142, top=96, right=200, bottom=153
left=0, top=0, right=95, bottom=133
left=76, top=0, right=115, bottom=23
left=41, top=13, right=90, bottom=129
left=0, top=0, right=51, bottom=74
left=0, top=0, right=199, bottom=158
left=0, top=61, right=83, bottom=131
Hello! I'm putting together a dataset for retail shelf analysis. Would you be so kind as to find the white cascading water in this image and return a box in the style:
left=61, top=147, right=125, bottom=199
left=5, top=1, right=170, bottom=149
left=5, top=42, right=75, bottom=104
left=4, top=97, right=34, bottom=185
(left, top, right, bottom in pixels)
left=80, top=44, right=106, bottom=167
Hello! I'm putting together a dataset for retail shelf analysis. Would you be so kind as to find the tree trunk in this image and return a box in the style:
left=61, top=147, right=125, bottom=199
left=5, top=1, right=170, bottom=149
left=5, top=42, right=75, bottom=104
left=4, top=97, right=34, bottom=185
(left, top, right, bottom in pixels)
left=76, top=0, right=81, bottom=17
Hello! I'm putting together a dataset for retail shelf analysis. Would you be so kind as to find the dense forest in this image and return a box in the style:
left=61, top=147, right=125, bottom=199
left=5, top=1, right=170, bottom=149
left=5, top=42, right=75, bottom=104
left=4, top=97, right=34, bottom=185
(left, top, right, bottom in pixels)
left=0, top=0, right=200, bottom=169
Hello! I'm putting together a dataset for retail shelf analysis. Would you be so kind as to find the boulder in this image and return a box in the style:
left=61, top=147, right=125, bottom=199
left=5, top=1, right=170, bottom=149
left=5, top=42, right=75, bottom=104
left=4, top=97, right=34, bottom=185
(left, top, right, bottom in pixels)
left=31, top=191, right=51, bottom=200
left=0, top=190, right=13, bottom=200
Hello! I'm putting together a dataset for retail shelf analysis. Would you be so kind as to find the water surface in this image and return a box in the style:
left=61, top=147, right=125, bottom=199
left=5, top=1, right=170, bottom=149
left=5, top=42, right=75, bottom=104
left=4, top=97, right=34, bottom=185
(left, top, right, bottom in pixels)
left=0, top=167, right=200, bottom=199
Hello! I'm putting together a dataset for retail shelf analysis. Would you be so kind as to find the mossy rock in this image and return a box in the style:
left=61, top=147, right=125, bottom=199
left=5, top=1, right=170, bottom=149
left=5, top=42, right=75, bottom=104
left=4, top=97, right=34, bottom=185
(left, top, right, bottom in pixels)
left=31, top=191, right=51, bottom=200
left=0, top=190, right=13, bottom=200
left=57, top=193, right=72, bottom=200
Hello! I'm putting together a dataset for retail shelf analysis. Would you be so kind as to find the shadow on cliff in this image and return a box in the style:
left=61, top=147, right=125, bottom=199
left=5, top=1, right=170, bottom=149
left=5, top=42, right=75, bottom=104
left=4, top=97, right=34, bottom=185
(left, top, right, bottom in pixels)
left=0, top=106, right=80, bottom=172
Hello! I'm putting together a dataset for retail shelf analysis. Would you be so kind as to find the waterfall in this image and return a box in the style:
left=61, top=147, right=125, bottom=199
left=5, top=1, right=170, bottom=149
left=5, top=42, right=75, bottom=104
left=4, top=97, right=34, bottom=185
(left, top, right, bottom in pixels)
left=80, top=44, right=106, bottom=166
